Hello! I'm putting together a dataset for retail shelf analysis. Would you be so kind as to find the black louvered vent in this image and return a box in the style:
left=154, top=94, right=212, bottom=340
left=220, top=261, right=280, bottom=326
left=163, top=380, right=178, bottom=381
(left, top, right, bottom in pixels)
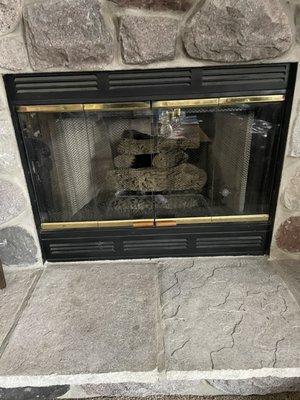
left=202, top=65, right=289, bottom=87
left=14, top=74, right=99, bottom=94
left=50, top=241, right=115, bottom=255
left=196, top=236, right=264, bottom=249
left=108, top=70, right=192, bottom=90
left=123, top=238, right=188, bottom=252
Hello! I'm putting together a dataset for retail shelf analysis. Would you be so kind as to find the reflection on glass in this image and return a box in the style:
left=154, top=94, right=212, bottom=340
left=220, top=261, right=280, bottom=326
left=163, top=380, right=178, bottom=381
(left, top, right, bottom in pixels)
left=17, top=102, right=282, bottom=226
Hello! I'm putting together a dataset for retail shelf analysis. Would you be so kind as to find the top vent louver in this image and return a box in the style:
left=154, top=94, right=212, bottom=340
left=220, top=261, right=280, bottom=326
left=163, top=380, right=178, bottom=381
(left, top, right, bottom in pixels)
left=202, top=64, right=289, bottom=87
left=14, top=74, right=98, bottom=94
left=108, top=70, right=192, bottom=90
left=5, top=63, right=292, bottom=105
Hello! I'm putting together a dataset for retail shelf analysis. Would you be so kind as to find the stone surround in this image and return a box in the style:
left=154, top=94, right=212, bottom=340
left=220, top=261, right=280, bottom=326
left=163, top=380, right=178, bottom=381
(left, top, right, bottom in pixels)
left=0, top=0, right=299, bottom=266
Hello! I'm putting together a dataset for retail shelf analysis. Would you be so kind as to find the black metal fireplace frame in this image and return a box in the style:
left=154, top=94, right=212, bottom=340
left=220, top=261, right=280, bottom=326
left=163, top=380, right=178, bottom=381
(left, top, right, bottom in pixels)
left=4, top=63, right=297, bottom=261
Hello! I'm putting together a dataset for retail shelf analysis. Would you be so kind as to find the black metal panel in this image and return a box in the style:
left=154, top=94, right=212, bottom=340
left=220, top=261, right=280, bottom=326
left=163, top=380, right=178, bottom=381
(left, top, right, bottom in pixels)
left=41, top=222, right=270, bottom=261
left=4, top=63, right=297, bottom=262
left=5, top=63, right=290, bottom=105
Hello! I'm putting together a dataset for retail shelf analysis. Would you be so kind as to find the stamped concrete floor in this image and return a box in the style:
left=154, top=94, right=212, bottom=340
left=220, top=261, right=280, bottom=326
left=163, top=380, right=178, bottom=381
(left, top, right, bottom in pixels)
left=0, top=257, right=299, bottom=399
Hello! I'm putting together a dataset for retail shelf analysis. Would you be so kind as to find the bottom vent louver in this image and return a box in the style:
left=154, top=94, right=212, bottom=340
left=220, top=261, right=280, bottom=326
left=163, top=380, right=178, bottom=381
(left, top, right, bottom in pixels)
left=42, top=223, right=269, bottom=261
left=196, top=236, right=264, bottom=250
left=123, top=238, right=188, bottom=252
left=50, top=241, right=115, bottom=255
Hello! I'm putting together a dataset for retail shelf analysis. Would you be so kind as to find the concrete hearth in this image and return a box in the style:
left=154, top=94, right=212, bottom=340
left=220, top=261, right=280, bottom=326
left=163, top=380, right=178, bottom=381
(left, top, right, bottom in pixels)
left=0, top=257, right=299, bottom=399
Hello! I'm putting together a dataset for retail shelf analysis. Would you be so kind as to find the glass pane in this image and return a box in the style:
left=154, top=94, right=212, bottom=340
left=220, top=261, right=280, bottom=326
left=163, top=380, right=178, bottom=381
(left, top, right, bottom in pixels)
left=83, top=108, right=154, bottom=222
left=18, top=105, right=153, bottom=224
left=152, top=102, right=283, bottom=221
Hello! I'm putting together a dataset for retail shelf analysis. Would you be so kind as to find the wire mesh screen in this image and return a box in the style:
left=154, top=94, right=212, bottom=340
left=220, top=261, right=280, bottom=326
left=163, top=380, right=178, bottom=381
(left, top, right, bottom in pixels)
left=212, top=111, right=254, bottom=213
left=51, top=114, right=98, bottom=218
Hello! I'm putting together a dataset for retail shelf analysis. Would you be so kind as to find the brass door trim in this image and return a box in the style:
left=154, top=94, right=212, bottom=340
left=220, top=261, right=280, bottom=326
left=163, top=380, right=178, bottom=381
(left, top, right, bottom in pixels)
left=41, top=219, right=154, bottom=230
left=41, top=215, right=269, bottom=230
left=155, top=220, right=177, bottom=227
left=84, top=102, right=151, bottom=112
left=17, top=104, right=84, bottom=113
left=211, top=214, right=269, bottom=223
left=18, top=96, right=284, bottom=113
left=152, top=95, right=285, bottom=109
left=41, top=221, right=98, bottom=230
left=152, top=98, right=219, bottom=109
left=159, top=215, right=269, bottom=225
left=218, top=95, right=285, bottom=106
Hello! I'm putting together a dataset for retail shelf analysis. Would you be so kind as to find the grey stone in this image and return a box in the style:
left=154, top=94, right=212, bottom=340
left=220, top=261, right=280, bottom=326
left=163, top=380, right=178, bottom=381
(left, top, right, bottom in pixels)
left=152, top=150, right=188, bottom=169
left=282, top=168, right=300, bottom=211
left=159, top=257, right=300, bottom=371
left=0, top=37, right=29, bottom=71
left=82, top=380, right=219, bottom=397
left=107, top=163, right=207, bottom=192
left=0, top=269, right=39, bottom=344
left=0, top=386, right=70, bottom=400
left=119, top=15, right=178, bottom=64
left=272, top=259, right=300, bottom=306
left=24, top=0, right=114, bottom=70
left=209, top=377, right=300, bottom=396
left=0, top=227, right=38, bottom=266
left=290, top=102, right=300, bottom=157
left=183, top=0, right=293, bottom=63
left=0, top=262, right=158, bottom=375
left=0, top=180, right=26, bottom=225
left=0, top=1, right=21, bottom=36
left=0, top=135, right=19, bottom=171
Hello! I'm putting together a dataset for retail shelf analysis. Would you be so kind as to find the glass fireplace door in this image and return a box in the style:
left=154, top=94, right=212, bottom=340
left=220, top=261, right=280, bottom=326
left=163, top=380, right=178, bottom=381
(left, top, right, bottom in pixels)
left=151, top=96, right=285, bottom=225
left=18, top=102, right=156, bottom=228
left=17, top=95, right=285, bottom=230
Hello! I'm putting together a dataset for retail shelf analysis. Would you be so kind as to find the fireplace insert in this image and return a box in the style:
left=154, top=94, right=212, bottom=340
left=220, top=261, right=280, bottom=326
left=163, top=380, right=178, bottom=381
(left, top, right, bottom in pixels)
left=5, top=63, right=296, bottom=261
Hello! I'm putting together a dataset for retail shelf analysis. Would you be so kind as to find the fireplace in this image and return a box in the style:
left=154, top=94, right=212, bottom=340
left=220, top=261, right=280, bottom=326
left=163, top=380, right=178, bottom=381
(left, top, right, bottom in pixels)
left=5, top=63, right=296, bottom=261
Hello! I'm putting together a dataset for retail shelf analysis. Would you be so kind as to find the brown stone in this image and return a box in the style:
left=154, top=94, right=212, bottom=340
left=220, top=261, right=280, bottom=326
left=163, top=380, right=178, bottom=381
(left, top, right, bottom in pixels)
left=276, top=217, right=300, bottom=254
left=24, top=0, right=114, bottom=70
left=119, top=15, right=178, bottom=64
left=183, top=0, right=293, bottom=62
left=112, top=0, right=191, bottom=11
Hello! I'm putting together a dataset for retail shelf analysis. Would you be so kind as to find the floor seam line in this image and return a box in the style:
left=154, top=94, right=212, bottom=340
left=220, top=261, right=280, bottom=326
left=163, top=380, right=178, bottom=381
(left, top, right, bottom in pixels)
left=156, top=261, right=166, bottom=376
left=0, top=268, right=44, bottom=360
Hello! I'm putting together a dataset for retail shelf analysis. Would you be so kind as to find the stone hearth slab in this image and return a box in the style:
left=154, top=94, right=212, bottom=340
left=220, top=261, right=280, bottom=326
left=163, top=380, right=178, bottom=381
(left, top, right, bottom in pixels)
left=0, top=258, right=299, bottom=398
left=272, top=260, right=300, bottom=305
left=159, top=258, right=300, bottom=371
left=0, top=262, right=158, bottom=375
left=0, top=268, right=40, bottom=344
